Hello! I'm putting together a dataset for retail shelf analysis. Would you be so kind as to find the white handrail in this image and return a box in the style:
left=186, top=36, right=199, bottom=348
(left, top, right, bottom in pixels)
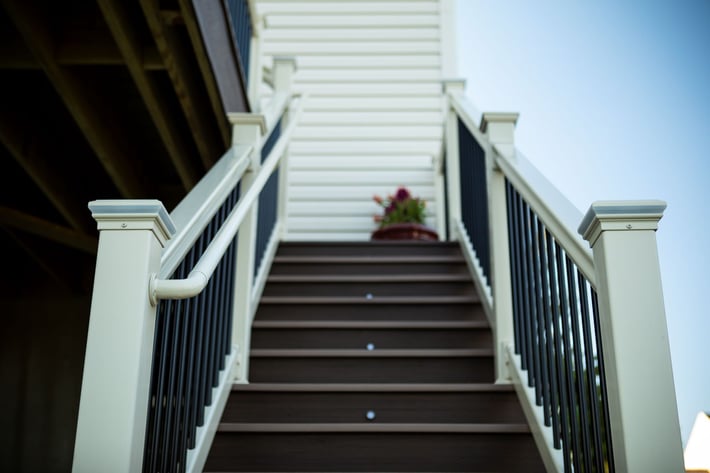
left=160, top=145, right=252, bottom=278
left=448, top=92, right=596, bottom=286
left=149, top=96, right=304, bottom=304
left=493, top=146, right=596, bottom=286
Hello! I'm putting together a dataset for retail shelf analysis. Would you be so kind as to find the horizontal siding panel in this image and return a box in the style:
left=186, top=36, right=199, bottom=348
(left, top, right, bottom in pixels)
left=290, top=140, right=441, bottom=155
left=262, top=28, right=439, bottom=42
left=304, top=97, right=442, bottom=111
left=293, top=126, right=442, bottom=140
left=289, top=201, right=436, bottom=217
left=258, top=0, right=444, bottom=241
left=295, top=69, right=441, bottom=83
left=265, top=15, right=440, bottom=28
left=283, top=232, right=372, bottom=241
left=257, top=1, right=437, bottom=14
left=290, top=154, right=434, bottom=169
left=289, top=185, right=436, bottom=201
left=300, top=111, right=443, bottom=125
left=265, top=55, right=440, bottom=69
left=263, top=41, right=439, bottom=55
left=287, top=216, right=437, bottom=231
left=289, top=170, right=434, bottom=185
left=293, top=83, right=442, bottom=97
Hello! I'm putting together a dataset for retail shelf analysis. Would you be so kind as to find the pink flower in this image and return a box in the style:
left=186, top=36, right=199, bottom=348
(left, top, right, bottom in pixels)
left=394, top=187, right=410, bottom=201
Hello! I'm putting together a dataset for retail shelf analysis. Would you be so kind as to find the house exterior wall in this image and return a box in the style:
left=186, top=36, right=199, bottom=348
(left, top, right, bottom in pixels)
left=255, top=0, right=453, bottom=240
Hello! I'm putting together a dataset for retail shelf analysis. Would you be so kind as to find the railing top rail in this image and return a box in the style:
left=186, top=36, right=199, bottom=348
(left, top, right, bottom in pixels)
left=448, top=91, right=596, bottom=286
left=150, top=95, right=305, bottom=304
left=161, top=144, right=252, bottom=279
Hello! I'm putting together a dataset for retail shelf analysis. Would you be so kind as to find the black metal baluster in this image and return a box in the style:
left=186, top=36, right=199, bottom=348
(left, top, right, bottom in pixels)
left=578, top=273, right=604, bottom=471
left=457, top=119, right=490, bottom=282
left=549, top=241, right=572, bottom=471
left=591, top=290, right=615, bottom=470
left=517, top=195, right=533, bottom=378
left=506, top=182, right=522, bottom=355
left=531, top=213, right=548, bottom=410
left=161, top=256, right=189, bottom=471
left=181, top=246, right=198, bottom=454
left=201, top=220, right=217, bottom=408
left=524, top=205, right=541, bottom=394
left=567, top=261, right=592, bottom=472
left=193, top=231, right=209, bottom=427
left=542, top=229, right=561, bottom=449
left=556, top=245, right=582, bottom=472
left=532, top=218, right=551, bottom=426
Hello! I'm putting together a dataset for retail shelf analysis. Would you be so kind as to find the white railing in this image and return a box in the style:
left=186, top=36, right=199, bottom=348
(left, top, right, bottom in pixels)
left=72, top=59, right=298, bottom=473
left=444, top=80, right=684, bottom=473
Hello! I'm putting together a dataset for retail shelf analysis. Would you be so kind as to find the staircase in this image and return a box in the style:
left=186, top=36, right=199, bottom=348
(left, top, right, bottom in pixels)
left=205, top=242, right=546, bottom=472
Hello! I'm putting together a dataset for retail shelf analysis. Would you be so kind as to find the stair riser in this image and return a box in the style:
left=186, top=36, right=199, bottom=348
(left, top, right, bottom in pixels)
left=224, top=391, right=525, bottom=423
left=262, top=281, right=475, bottom=297
left=205, top=432, right=545, bottom=472
left=255, top=303, right=486, bottom=321
left=251, top=329, right=492, bottom=349
left=249, top=357, right=494, bottom=383
left=270, top=262, right=469, bottom=275
left=276, top=243, right=462, bottom=257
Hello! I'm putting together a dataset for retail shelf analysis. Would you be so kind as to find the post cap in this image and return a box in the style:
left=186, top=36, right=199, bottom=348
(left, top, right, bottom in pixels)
left=272, top=56, right=298, bottom=72
left=442, top=78, right=466, bottom=93
left=88, top=200, right=176, bottom=247
left=480, top=112, right=519, bottom=133
left=227, top=113, right=267, bottom=134
left=578, top=200, right=667, bottom=246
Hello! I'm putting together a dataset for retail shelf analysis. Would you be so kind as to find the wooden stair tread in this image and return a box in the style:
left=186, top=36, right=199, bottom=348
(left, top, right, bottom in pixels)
left=232, top=383, right=514, bottom=393
left=250, top=348, right=494, bottom=358
left=206, top=242, right=545, bottom=472
left=218, top=423, right=531, bottom=434
left=267, top=274, right=472, bottom=283
left=259, top=295, right=479, bottom=304
left=252, top=321, right=488, bottom=329
left=273, top=255, right=465, bottom=264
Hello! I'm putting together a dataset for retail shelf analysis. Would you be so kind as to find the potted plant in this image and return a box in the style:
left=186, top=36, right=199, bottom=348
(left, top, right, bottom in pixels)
left=371, top=186, right=439, bottom=241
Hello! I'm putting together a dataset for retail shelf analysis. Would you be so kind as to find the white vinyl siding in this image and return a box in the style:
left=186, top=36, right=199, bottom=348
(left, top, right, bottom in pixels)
left=256, top=0, right=446, bottom=240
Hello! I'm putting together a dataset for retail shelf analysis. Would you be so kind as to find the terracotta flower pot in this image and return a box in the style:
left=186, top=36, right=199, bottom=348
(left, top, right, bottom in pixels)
left=371, top=223, right=439, bottom=241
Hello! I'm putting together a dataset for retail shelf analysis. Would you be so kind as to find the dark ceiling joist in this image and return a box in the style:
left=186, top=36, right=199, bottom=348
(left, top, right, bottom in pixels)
left=98, top=0, right=200, bottom=191
left=0, top=113, right=93, bottom=234
left=1, top=1, right=149, bottom=198
left=178, top=0, right=231, bottom=147
left=0, top=206, right=97, bottom=255
left=140, top=0, right=223, bottom=170
left=0, top=33, right=164, bottom=70
left=57, top=29, right=165, bottom=69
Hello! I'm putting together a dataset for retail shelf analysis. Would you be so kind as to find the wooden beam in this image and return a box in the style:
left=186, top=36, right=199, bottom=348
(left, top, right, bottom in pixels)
left=57, top=28, right=165, bottom=69
left=0, top=112, right=93, bottom=233
left=0, top=1, right=149, bottom=198
left=140, top=0, right=223, bottom=170
left=98, top=0, right=200, bottom=191
left=0, top=206, right=97, bottom=255
left=178, top=0, right=231, bottom=147
left=0, top=32, right=165, bottom=70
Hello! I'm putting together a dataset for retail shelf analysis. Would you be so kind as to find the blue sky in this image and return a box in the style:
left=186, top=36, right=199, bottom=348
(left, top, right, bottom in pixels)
left=456, top=0, right=710, bottom=445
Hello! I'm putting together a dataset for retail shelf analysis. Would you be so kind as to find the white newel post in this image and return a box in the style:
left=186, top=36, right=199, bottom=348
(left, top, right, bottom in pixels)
left=442, top=78, right=465, bottom=240
left=73, top=200, right=175, bottom=473
left=578, top=201, right=684, bottom=472
left=481, top=113, right=518, bottom=383
left=247, top=1, right=262, bottom=111
left=272, top=56, right=297, bottom=234
left=227, top=113, right=265, bottom=383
